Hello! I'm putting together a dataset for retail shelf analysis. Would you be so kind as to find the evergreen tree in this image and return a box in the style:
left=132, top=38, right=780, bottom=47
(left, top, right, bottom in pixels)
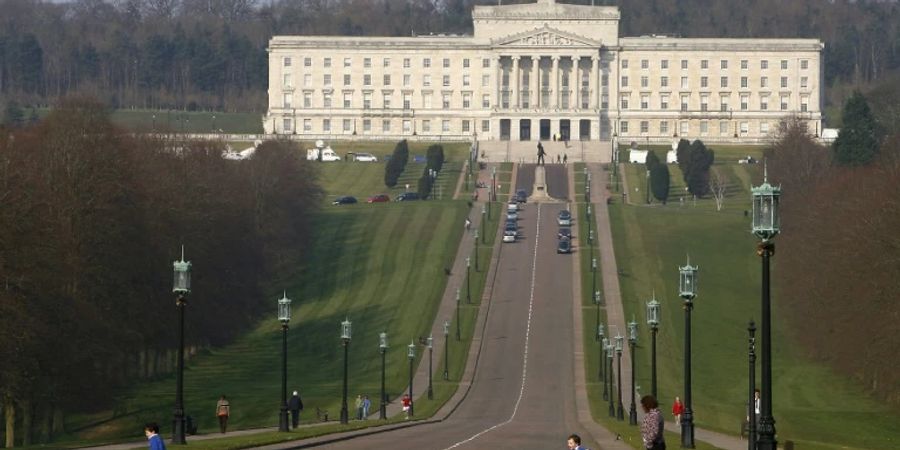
left=650, top=164, right=671, bottom=204
left=833, top=91, right=879, bottom=165
left=686, top=140, right=715, bottom=197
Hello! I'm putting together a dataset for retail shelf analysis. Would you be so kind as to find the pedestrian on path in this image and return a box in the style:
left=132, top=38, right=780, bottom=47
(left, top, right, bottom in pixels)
left=216, top=395, right=230, bottom=433
left=288, top=390, right=303, bottom=429
left=641, top=395, right=666, bottom=450
left=672, top=396, right=684, bottom=425
left=563, top=153, right=568, bottom=165
left=355, top=394, right=363, bottom=420
left=401, top=394, right=411, bottom=419
left=144, top=423, right=166, bottom=450
left=362, top=395, right=371, bottom=419
left=465, top=217, right=471, bottom=231
left=566, top=433, right=587, bottom=450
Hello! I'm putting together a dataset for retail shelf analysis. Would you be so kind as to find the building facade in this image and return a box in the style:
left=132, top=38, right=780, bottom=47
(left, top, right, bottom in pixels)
left=265, top=0, right=823, bottom=143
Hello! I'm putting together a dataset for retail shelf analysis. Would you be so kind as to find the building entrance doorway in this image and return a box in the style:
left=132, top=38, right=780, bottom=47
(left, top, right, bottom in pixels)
left=559, top=119, right=571, bottom=141
left=500, top=119, right=511, bottom=141
left=540, top=119, right=551, bottom=140
left=519, top=119, right=531, bottom=141
left=579, top=120, right=591, bottom=140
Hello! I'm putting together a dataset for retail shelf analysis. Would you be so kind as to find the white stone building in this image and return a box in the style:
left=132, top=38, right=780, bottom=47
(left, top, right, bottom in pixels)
left=264, top=0, right=823, bottom=144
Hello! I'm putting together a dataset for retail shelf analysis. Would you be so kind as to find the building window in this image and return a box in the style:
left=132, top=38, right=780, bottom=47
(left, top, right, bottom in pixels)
left=462, top=120, right=471, bottom=133
left=761, top=76, right=768, bottom=88
left=720, top=77, right=728, bottom=88
left=760, top=95, right=768, bottom=111
left=483, top=58, right=491, bottom=68
left=403, top=93, right=411, bottom=110
left=422, top=120, right=431, bottom=132
left=363, top=119, right=371, bottom=132
left=383, top=58, right=390, bottom=68
left=681, top=77, right=689, bottom=89
left=343, top=93, right=352, bottom=108
left=761, top=122, right=769, bottom=135
left=303, top=92, right=311, bottom=108
left=363, top=58, right=371, bottom=68
left=324, top=74, right=332, bottom=86
left=641, top=94, right=649, bottom=110
left=284, top=73, right=292, bottom=87
left=621, top=59, right=629, bottom=69
left=740, top=94, right=749, bottom=110
left=403, top=120, right=411, bottom=133
left=363, top=92, right=372, bottom=109
left=304, top=57, right=311, bottom=67
left=780, top=76, right=788, bottom=88
left=442, top=58, right=450, bottom=68
left=801, top=95, right=809, bottom=112
left=442, top=93, right=450, bottom=109
left=621, top=76, right=629, bottom=87
left=740, top=121, right=749, bottom=135
left=761, top=60, right=768, bottom=70
left=383, top=93, right=391, bottom=109
left=384, top=75, right=391, bottom=86
left=443, top=75, right=450, bottom=87
left=482, top=120, right=490, bottom=132
left=463, top=58, right=470, bottom=68
left=304, top=119, right=311, bottom=132
left=660, top=121, right=668, bottom=135
left=800, top=77, right=808, bottom=89
left=641, top=59, right=649, bottom=69
left=620, top=121, right=629, bottom=134
left=323, top=93, right=332, bottom=108
left=344, top=74, right=351, bottom=86
left=641, top=76, right=649, bottom=88
left=661, top=76, right=668, bottom=88
left=680, top=121, right=689, bottom=136
left=601, top=94, right=608, bottom=109
left=701, top=76, right=708, bottom=88
left=701, top=60, right=708, bottom=70
left=801, top=59, right=809, bottom=70
left=741, top=77, right=748, bottom=88
left=423, top=58, right=431, bottom=68
left=741, top=60, right=748, bottom=70
left=442, top=119, right=450, bottom=132
left=423, top=94, right=432, bottom=109
left=403, top=74, right=411, bottom=86
left=382, top=120, right=390, bottom=132
left=344, top=57, right=351, bottom=68
left=403, top=58, right=410, bottom=68
left=640, top=120, right=649, bottom=134
left=681, top=59, right=688, bottom=70
left=781, top=95, right=789, bottom=110
left=423, top=75, right=431, bottom=87
left=482, top=74, right=490, bottom=87
left=700, top=94, right=709, bottom=111
left=463, top=74, right=471, bottom=86
left=463, top=93, right=471, bottom=109
left=700, top=120, right=708, bottom=136
left=324, top=57, right=331, bottom=68
left=661, top=94, right=669, bottom=110
left=343, top=119, right=351, bottom=132
left=304, top=74, right=311, bottom=87
left=283, top=93, right=292, bottom=108
left=283, top=118, right=292, bottom=132
left=681, top=94, right=689, bottom=111
left=323, top=118, right=331, bottom=132
left=363, top=74, right=371, bottom=86
left=482, top=94, right=490, bottom=108
left=620, top=94, right=629, bottom=109
left=781, top=60, right=788, bottom=70
left=283, top=57, right=292, bottom=67
left=720, top=95, right=729, bottom=112
left=721, top=60, right=728, bottom=69
left=719, top=121, right=728, bottom=135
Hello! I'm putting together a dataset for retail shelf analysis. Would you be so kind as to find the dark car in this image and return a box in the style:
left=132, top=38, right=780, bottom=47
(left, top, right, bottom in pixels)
left=557, top=210, right=572, bottom=226
left=332, top=196, right=357, bottom=205
left=367, top=194, right=390, bottom=203
left=557, top=237, right=572, bottom=254
left=515, top=189, right=528, bottom=203
left=396, top=192, right=421, bottom=201
left=558, top=228, right=572, bottom=240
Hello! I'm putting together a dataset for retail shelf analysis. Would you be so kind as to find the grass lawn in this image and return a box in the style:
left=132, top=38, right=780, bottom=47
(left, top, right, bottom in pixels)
left=593, top=161, right=900, bottom=449
left=35, top=108, right=265, bottom=134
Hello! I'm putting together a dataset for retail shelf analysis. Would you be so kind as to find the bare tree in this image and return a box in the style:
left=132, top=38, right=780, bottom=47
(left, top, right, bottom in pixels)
left=709, top=166, right=727, bottom=211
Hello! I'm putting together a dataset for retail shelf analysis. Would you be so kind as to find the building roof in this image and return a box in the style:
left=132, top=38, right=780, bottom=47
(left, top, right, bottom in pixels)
left=472, top=0, right=619, bottom=21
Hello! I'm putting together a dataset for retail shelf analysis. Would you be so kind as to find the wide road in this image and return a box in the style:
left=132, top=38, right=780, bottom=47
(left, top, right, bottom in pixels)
left=315, top=174, right=591, bottom=449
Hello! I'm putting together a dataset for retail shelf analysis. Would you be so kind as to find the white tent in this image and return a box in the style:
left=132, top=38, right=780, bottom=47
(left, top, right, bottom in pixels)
left=628, top=150, right=648, bottom=164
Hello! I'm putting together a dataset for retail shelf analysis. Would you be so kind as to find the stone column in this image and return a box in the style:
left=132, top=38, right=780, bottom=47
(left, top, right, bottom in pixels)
left=551, top=55, right=560, bottom=110
left=532, top=56, right=541, bottom=109
left=511, top=56, right=520, bottom=109
left=494, top=55, right=502, bottom=110
left=591, top=55, right=600, bottom=110
left=572, top=55, right=582, bottom=110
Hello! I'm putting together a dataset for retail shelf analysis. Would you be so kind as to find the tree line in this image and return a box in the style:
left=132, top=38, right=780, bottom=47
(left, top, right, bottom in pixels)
left=1, top=0, right=899, bottom=112
left=0, top=97, right=322, bottom=446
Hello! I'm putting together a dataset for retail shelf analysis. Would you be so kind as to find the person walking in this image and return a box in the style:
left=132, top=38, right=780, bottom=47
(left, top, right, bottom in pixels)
left=144, top=423, right=166, bottom=450
left=566, top=433, right=587, bottom=450
left=641, top=395, right=666, bottom=450
left=216, top=395, right=230, bottom=433
left=288, top=390, right=303, bottom=429
left=672, top=396, right=684, bottom=425
left=355, top=394, right=363, bottom=420
left=362, top=395, right=371, bottom=419
left=563, top=153, right=568, bottom=165
left=401, top=394, right=412, bottom=419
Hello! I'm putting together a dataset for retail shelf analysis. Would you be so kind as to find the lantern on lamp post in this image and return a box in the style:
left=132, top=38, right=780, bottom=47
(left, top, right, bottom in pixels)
left=628, top=319, right=639, bottom=425
left=426, top=335, right=434, bottom=400
left=646, top=292, right=661, bottom=399
left=615, top=333, right=624, bottom=421
left=443, top=320, right=450, bottom=380
left=407, top=341, right=416, bottom=418
left=679, top=257, right=698, bottom=447
left=339, top=319, right=352, bottom=424
left=379, top=332, right=388, bottom=420
left=171, top=247, right=191, bottom=445
left=597, top=324, right=606, bottom=384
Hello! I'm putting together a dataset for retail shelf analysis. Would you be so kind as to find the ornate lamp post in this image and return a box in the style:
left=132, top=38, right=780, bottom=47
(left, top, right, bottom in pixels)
left=752, top=167, right=780, bottom=450
left=339, top=319, right=352, bottom=424
left=607, top=340, right=615, bottom=417
left=171, top=247, right=191, bottom=445
left=455, top=288, right=461, bottom=341
left=407, top=341, right=416, bottom=418
left=278, top=292, right=292, bottom=432
left=594, top=290, right=602, bottom=341
left=615, top=334, right=624, bottom=420
left=601, top=335, right=609, bottom=400
left=443, top=320, right=450, bottom=380
left=597, top=325, right=606, bottom=382
left=474, top=230, right=480, bottom=271
left=628, top=319, right=639, bottom=425
left=748, top=320, right=757, bottom=450
left=679, top=258, right=698, bottom=448
left=591, top=258, right=597, bottom=301
left=379, top=332, right=388, bottom=420
left=646, top=293, right=661, bottom=399
left=427, top=335, right=434, bottom=400
left=589, top=228, right=594, bottom=262
left=481, top=205, right=486, bottom=244
left=491, top=166, right=497, bottom=202
left=466, top=256, right=472, bottom=304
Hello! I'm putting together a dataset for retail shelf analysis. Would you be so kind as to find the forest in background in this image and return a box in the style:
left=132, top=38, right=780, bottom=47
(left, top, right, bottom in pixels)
left=0, top=0, right=899, bottom=114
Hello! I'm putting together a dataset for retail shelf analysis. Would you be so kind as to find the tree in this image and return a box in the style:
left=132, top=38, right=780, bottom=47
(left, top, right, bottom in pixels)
left=650, top=163, right=670, bottom=204
left=709, top=167, right=727, bottom=211
left=833, top=91, right=879, bottom=165
left=685, top=140, right=715, bottom=197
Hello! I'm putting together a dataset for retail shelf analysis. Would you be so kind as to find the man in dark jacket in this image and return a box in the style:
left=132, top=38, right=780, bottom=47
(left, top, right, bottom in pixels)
left=288, top=390, right=304, bottom=428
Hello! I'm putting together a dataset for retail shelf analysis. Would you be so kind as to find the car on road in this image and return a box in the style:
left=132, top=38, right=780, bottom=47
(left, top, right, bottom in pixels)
left=396, top=192, right=421, bottom=201
left=557, top=237, right=572, bottom=254
left=515, top=189, right=528, bottom=203
left=354, top=152, right=378, bottom=162
left=558, top=228, right=572, bottom=240
left=367, top=194, right=390, bottom=203
left=557, top=210, right=572, bottom=226
left=502, top=222, right=518, bottom=243
left=332, top=196, right=358, bottom=205
left=506, top=210, right=518, bottom=221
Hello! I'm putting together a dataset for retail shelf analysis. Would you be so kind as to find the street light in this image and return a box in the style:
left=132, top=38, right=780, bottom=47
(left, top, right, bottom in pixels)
left=481, top=205, right=486, bottom=244
left=591, top=258, right=597, bottom=302
left=443, top=321, right=450, bottom=380
left=748, top=320, right=757, bottom=450
left=491, top=166, right=497, bottom=202
left=615, top=333, right=624, bottom=420
left=427, top=335, right=434, bottom=399
left=607, top=340, right=615, bottom=417
left=278, top=292, right=292, bottom=432
left=474, top=230, right=480, bottom=272
left=752, top=165, right=780, bottom=450
left=171, top=247, right=191, bottom=445
left=594, top=290, right=602, bottom=341
left=597, top=324, right=605, bottom=382
left=679, top=257, right=698, bottom=447
left=339, top=319, right=352, bottom=424
left=407, top=341, right=416, bottom=418
left=601, top=336, right=609, bottom=400
left=455, top=288, right=461, bottom=341
left=466, top=256, right=472, bottom=304
left=379, top=332, right=388, bottom=420
left=628, top=319, right=638, bottom=425
left=646, top=292, right=661, bottom=399
left=589, top=228, right=594, bottom=262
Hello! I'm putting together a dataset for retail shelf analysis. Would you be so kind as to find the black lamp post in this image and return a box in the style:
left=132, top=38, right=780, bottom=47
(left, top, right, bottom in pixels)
left=474, top=230, right=480, bottom=272
left=340, top=319, right=352, bottom=424
left=443, top=320, right=450, bottom=380
left=588, top=228, right=594, bottom=263
left=607, top=341, right=615, bottom=417
left=278, top=292, right=292, bottom=432
left=491, top=166, right=497, bottom=202
left=427, top=335, right=434, bottom=400
left=171, top=247, right=191, bottom=445
left=466, top=256, right=472, bottom=304
left=407, top=342, right=416, bottom=418
left=601, top=336, right=609, bottom=400
left=679, top=257, right=698, bottom=448
left=481, top=205, right=486, bottom=244
left=591, top=258, right=597, bottom=301
left=748, top=321, right=757, bottom=450
left=597, top=325, right=605, bottom=382
left=379, top=332, right=388, bottom=420
left=628, top=319, right=638, bottom=425
left=594, top=290, right=602, bottom=341
left=455, top=288, right=461, bottom=341
left=615, top=334, right=624, bottom=420
left=752, top=166, right=781, bottom=450
left=646, top=293, right=661, bottom=399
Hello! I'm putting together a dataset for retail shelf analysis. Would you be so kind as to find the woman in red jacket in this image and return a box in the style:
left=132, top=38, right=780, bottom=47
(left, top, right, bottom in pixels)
left=672, top=396, right=684, bottom=425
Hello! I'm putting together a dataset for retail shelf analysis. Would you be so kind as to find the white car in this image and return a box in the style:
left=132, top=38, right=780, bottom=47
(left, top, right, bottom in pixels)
left=506, top=211, right=518, bottom=221
left=354, top=152, right=378, bottom=162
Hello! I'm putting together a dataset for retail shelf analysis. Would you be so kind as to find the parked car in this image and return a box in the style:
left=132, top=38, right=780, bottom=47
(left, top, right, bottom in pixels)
left=508, top=202, right=520, bottom=213
left=503, top=222, right=518, bottom=243
left=332, top=196, right=357, bottom=205
left=396, top=192, right=421, bottom=201
left=354, top=152, right=378, bottom=162
left=367, top=194, right=390, bottom=203
left=506, top=210, right=518, bottom=221
left=515, top=189, right=528, bottom=203
left=558, top=228, right=572, bottom=240
left=557, top=210, right=572, bottom=226
left=557, top=237, right=572, bottom=254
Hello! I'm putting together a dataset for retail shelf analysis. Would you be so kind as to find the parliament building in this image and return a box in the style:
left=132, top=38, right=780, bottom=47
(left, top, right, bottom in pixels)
left=264, top=0, right=823, bottom=144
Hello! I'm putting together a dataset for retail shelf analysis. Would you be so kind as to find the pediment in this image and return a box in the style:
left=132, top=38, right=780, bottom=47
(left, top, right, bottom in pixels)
left=493, top=25, right=602, bottom=48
